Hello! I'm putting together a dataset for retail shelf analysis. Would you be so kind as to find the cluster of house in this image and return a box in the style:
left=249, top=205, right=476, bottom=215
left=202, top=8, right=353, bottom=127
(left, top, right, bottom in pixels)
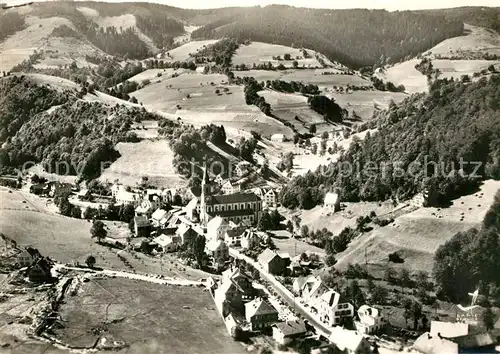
left=210, top=266, right=309, bottom=345
left=29, top=180, right=75, bottom=198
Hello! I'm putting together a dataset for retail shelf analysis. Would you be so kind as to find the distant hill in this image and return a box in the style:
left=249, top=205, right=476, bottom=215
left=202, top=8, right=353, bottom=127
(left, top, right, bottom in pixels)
left=4, top=2, right=496, bottom=70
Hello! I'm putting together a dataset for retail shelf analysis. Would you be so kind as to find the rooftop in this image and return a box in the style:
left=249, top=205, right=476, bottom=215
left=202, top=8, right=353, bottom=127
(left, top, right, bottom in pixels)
left=245, top=298, right=277, bottom=318
left=414, top=332, right=459, bottom=354
left=258, top=249, right=281, bottom=265
left=274, top=320, right=307, bottom=337
left=430, top=321, right=469, bottom=339
left=134, top=215, right=150, bottom=227
left=207, top=192, right=261, bottom=205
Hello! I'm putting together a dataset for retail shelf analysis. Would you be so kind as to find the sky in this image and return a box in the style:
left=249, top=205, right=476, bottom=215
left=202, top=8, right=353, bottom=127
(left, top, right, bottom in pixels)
left=22, top=0, right=500, bottom=10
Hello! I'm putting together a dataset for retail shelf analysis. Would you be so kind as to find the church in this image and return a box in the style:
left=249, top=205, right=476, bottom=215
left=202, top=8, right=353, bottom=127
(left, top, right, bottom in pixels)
left=197, top=164, right=263, bottom=226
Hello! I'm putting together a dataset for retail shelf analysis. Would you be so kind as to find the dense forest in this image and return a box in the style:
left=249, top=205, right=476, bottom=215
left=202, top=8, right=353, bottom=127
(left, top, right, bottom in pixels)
left=280, top=75, right=500, bottom=209
left=191, top=7, right=464, bottom=68
left=0, top=76, right=162, bottom=179
left=420, top=7, right=500, bottom=34
left=434, top=189, right=500, bottom=304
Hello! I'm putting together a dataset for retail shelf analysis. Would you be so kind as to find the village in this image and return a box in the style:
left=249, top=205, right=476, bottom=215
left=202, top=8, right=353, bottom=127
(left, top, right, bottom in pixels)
left=1, top=157, right=499, bottom=354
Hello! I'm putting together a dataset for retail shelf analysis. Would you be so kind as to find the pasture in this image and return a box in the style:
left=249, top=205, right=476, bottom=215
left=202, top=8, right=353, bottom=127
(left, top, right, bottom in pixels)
left=233, top=42, right=325, bottom=68
left=377, top=59, right=429, bottom=94
left=329, top=90, right=407, bottom=121
left=432, top=59, right=500, bottom=80
left=427, top=24, right=500, bottom=57
left=335, top=179, right=500, bottom=273
left=163, top=39, right=219, bottom=62
left=52, top=277, right=248, bottom=354
left=99, top=140, right=185, bottom=188
left=234, top=69, right=371, bottom=87
left=0, top=188, right=209, bottom=280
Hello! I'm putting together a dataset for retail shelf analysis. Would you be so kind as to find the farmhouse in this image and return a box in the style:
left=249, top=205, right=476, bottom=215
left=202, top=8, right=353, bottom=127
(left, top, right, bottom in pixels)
left=324, top=192, right=340, bottom=212
left=355, top=305, right=386, bottom=334
left=271, top=133, right=287, bottom=142
left=224, top=227, right=246, bottom=246
left=176, top=224, right=199, bottom=245
left=258, top=249, right=287, bottom=275
left=153, top=234, right=180, bottom=253
left=272, top=320, right=307, bottom=345
left=135, top=193, right=162, bottom=217
left=241, top=229, right=260, bottom=250
left=17, top=247, right=42, bottom=267
left=245, top=298, right=279, bottom=331
left=26, top=258, right=53, bottom=283
left=134, top=216, right=151, bottom=237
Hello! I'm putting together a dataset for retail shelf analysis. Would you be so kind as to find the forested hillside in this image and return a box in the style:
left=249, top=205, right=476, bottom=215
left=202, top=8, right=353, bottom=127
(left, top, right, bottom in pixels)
left=3, top=3, right=496, bottom=67
left=0, top=75, right=162, bottom=180
left=280, top=75, right=500, bottom=209
left=191, top=6, right=464, bottom=68
left=434, top=189, right=500, bottom=303
left=421, top=6, right=500, bottom=34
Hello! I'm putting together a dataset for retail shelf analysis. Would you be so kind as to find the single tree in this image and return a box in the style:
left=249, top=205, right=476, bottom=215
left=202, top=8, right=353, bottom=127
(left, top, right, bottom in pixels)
left=90, top=220, right=107, bottom=242
left=483, top=307, right=495, bottom=331
left=85, top=255, right=96, bottom=268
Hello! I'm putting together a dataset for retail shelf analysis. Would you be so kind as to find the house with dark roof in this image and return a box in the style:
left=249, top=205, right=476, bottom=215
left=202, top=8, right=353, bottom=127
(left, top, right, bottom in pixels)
left=245, top=297, right=279, bottom=331
left=17, top=247, right=42, bottom=267
left=27, top=258, right=53, bottom=283
left=258, top=249, right=287, bottom=275
left=273, top=320, right=308, bottom=345
left=134, top=215, right=151, bottom=237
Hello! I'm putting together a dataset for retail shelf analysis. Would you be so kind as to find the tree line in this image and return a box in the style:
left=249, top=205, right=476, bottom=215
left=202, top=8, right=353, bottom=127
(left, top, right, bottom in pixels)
left=191, top=6, right=464, bottom=68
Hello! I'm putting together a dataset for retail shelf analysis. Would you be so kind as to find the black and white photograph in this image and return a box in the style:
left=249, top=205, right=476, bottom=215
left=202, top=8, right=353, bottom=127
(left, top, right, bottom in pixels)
left=0, top=0, right=499, bottom=353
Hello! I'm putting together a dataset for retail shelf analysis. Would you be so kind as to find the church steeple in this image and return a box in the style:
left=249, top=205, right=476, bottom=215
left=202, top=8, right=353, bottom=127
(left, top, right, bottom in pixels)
left=200, top=162, right=209, bottom=226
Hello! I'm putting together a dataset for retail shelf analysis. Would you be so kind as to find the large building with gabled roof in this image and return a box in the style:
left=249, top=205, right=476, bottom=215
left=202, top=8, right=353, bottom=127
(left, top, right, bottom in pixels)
left=198, top=164, right=263, bottom=225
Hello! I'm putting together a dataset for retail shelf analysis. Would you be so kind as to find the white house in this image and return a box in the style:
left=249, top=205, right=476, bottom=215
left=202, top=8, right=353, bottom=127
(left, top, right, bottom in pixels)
left=324, top=192, right=340, bottom=212
left=224, top=227, right=246, bottom=246
left=414, top=332, right=459, bottom=354
left=153, top=234, right=180, bottom=253
left=207, top=216, right=229, bottom=242
left=205, top=239, right=229, bottom=263
left=221, top=180, right=240, bottom=195
left=300, top=277, right=354, bottom=326
left=329, top=327, right=371, bottom=354
left=271, top=133, right=287, bottom=142
left=112, top=183, right=140, bottom=206
left=245, top=298, right=279, bottom=331
left=355, top=305, right=386, bottom=334
left=263, top=189, right=278, bottom=208
left=233, top=161, right=252, bottom=178
left=151, top=209, right=169, bottom=227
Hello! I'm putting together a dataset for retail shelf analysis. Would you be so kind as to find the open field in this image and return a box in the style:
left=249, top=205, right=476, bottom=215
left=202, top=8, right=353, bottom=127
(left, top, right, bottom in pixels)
left=0, top=14, right=104, bottom=72
left=281, top=200, right=397, bottom=236
left=132, top=71, right=293, bottom=137
left=235, top=69, right=370, bottom=87
left=163, top=39, right=218, bottom=62
left=427, top=24, right=500, bottom=57
left=0, top=188, right=209, bottom=280
left=99, top=140, right=185, bottom=188
left=432, top=59, right=500, bottom=80
left=233, top=42, right=342, bottom=69
left=52, top=277, right=247, bottom=354
left=377, top=60, right=428, bottom=94
left=329, top=90, right=408, bottom=121
left=335, top=179, right=500, bottom=273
